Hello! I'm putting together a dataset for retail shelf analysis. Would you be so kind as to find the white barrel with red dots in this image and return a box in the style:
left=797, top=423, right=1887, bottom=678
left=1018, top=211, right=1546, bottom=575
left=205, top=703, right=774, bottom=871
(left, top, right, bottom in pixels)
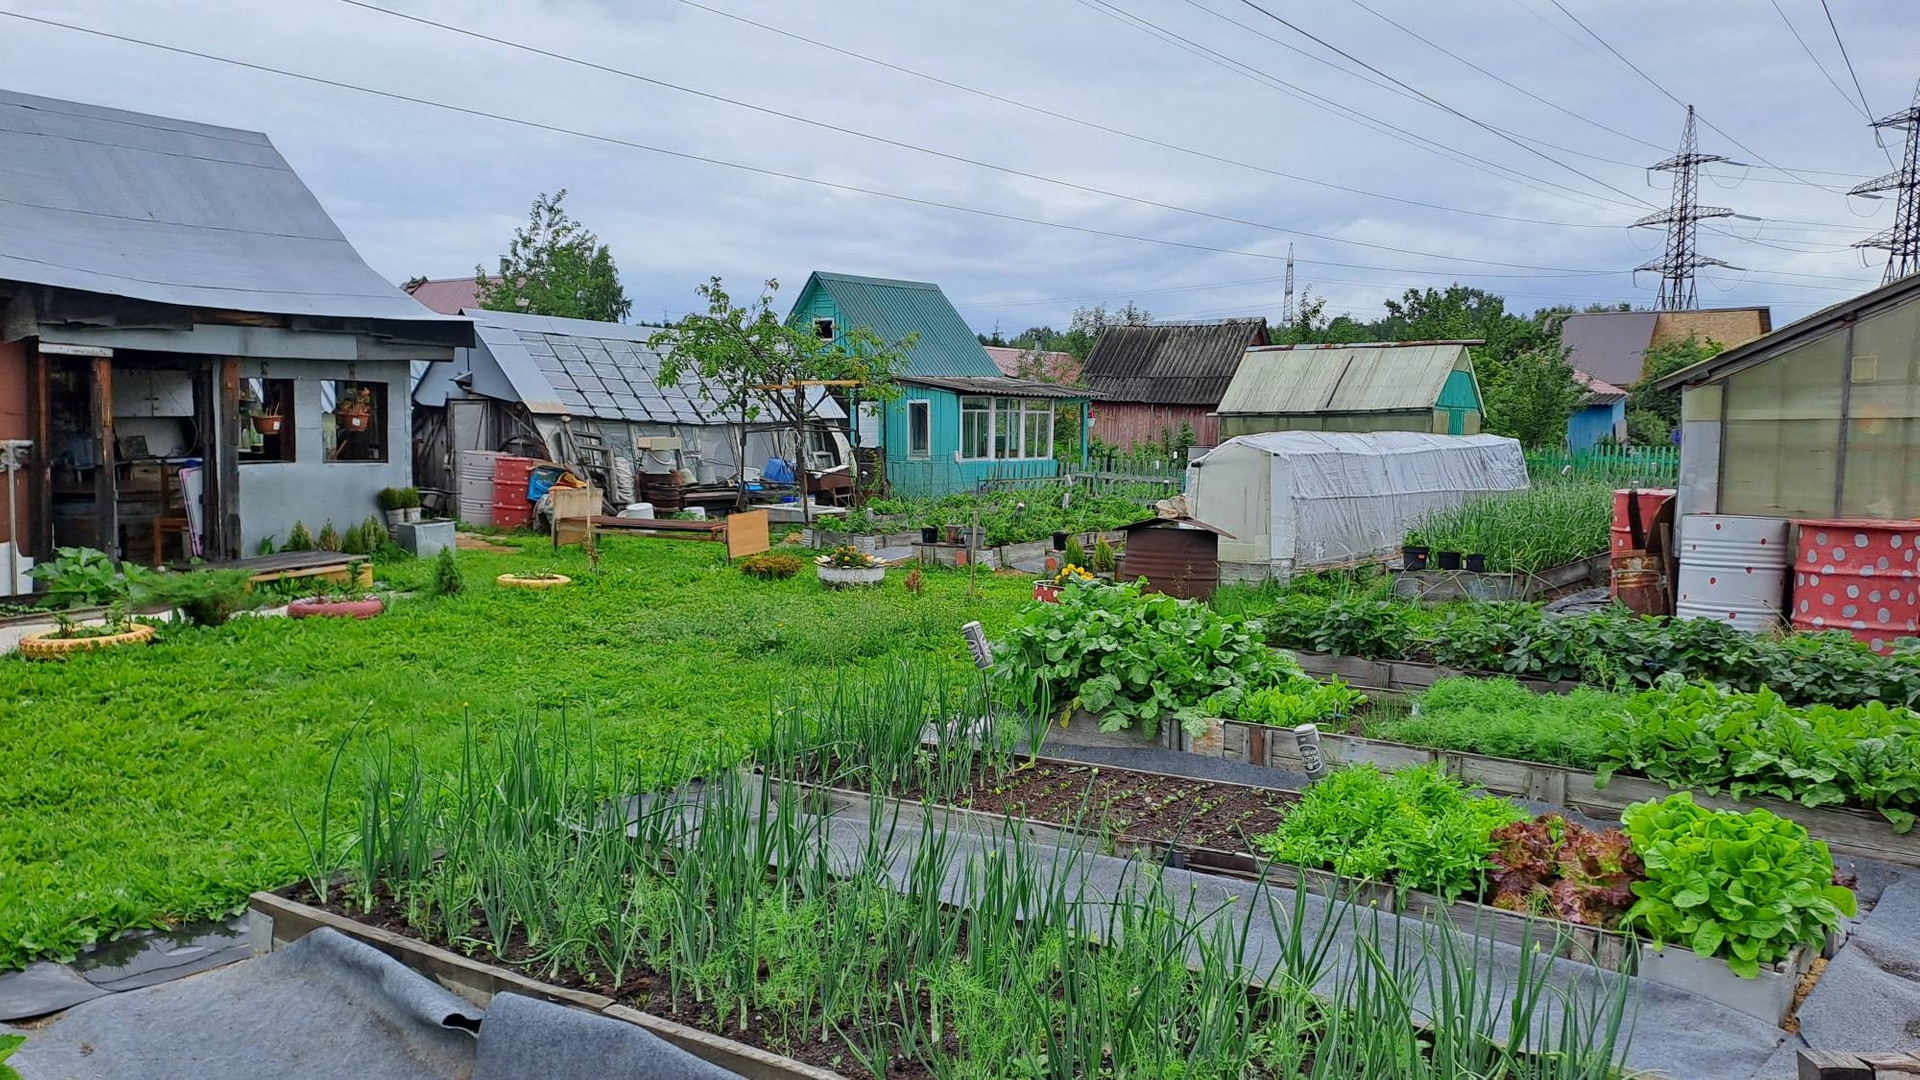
left=1675, top=515, right=1790, bottom=632
left=1790, top=519, right=1920, bottom=655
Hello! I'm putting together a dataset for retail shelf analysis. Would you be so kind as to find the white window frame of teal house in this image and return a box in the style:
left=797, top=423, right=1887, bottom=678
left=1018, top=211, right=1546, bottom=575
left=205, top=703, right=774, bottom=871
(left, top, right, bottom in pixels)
left=958, top=396, right=1054, bottom=461
left=907, top=399, right=932, bottom=459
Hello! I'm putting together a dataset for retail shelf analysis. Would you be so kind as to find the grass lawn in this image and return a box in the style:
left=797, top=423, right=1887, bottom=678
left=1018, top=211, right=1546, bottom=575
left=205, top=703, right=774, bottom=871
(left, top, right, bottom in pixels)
left=0, top=536, right=1034, bottom=969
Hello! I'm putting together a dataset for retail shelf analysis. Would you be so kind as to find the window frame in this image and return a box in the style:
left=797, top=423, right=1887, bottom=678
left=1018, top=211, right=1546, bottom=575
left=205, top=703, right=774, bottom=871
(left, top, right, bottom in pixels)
left=957, top=396, right=1055, bottom=461
left=906, top=399, right=932, bottom=460
left=322, top=379, right=390, bottom=464
left=812, top=317, right=836, bottom=340
left=239, top=376, right=297, bottom=464
left=959, top=396, right=991, bottom=460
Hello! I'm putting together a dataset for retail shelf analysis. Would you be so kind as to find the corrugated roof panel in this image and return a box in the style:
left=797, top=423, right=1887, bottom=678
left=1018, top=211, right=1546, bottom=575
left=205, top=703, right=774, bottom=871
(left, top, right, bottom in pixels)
left=1218, top=344, right=1467, bottom=415
left=0, top=89, right=464, bottom=332
left=800, top=271, right=1002, bottom=378
left=1081, top=320, right=1270, bottom=405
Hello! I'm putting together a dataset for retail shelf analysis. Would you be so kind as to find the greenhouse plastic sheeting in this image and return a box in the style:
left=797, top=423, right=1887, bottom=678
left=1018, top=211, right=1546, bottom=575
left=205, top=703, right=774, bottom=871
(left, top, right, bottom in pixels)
left=1186, top=431, right=1528, bottom=580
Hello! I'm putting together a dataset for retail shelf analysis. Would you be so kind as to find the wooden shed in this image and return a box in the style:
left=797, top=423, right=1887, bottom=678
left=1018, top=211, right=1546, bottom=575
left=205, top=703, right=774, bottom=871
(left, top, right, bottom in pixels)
left=1116, top=516, right=1232, bottom=600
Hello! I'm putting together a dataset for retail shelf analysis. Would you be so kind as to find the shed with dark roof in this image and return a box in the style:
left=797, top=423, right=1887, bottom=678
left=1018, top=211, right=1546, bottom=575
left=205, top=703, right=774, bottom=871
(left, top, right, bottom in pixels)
left=1080, top=319, right=1269, bottom=451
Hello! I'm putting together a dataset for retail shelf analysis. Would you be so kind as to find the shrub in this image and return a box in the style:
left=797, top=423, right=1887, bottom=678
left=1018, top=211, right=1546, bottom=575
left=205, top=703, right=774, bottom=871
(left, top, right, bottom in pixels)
left=1061, top=535, right=1087, bottom=571
left=432, top=547, right=464, bottom=596
left=1253, top=763, right=1526, bottom=901
left=317, top=522, right=342, bottom=553
left=376, top=487, right=410, bottom=512
left=1091, top=535, right=1117, bottom=574
left=142, top=568, right=256, bottom=627
left=739, top=552, right=804, bottom=580
left=342, top=516, right=386, bottom=556
left=1621, top=793, right=1855, bottom=977
left=1597, top=679, right=1920, bottom=831
left=283, top=521, right=315, bottom=552
left=994, top=580, right=1284, bottom=738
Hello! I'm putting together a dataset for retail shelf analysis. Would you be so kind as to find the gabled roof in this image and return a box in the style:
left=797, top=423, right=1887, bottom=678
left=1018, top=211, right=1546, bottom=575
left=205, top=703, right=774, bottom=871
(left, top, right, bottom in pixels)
left=1654, top=276, right=1920, bottom=390
left=982, top=345, right=1081, bottom=385
left=1574, top=370, right=1628, bottom=405
left=1218, top=341, right=1475, bottom=415
left=450, top=308, right=844, bottom=424
left=1559, top=311, right=1659, bottom=389
left=404, top=276, right=488, bottom=315
left=791, top=271, right=1000, bottom=378
left=1081, top=319, right=1270, bottom=405
left=0, top=89, right=460, bottom=331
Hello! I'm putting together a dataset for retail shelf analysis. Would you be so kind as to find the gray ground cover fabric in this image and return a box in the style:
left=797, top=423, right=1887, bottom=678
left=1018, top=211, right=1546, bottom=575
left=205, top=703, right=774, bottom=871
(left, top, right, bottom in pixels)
left=1795, top=877, right=1920, bottom=1054
left=6, top=929, right=739, bottom=1079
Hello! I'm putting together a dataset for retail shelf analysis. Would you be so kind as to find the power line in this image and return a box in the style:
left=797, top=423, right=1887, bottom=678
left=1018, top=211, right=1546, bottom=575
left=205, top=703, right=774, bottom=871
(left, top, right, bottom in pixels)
left=1819, top=0, right=1880, bottom=125
left=1768, top=0, right=1871, bottom=120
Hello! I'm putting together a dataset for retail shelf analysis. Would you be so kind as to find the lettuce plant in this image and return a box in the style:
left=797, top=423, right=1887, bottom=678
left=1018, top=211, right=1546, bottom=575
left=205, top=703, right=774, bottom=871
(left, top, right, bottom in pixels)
left=1488, top=815, right=1642, bottom=927
left=1620, top=793, right=1856, bottom=978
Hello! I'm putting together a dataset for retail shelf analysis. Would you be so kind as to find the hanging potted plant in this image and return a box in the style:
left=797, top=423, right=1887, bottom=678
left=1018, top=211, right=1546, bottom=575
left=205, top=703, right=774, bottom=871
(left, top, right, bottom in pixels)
left=817, top=544, right=885, bottom=588
left=335, top=385, right=374, bottom=432
left=251, top=404, right=284, bottom=436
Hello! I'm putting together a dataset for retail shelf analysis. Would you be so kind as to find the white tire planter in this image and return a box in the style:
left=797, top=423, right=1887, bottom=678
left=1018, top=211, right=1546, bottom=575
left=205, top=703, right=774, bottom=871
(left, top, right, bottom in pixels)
left=817, top=564, right=885, bottom=588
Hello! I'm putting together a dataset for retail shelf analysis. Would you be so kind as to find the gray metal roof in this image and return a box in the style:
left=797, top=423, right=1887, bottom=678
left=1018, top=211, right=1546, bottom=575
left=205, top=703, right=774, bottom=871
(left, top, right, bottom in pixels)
left=1559, top=311, right=1659, bottom=389
left=0, top=89, right=459, bottom=327
left=900, top=374, right=1096, bottom=399
left=462, top=309, right=845, bottom=425
left=1218, top=342, right=1469, bottom=415
left=1081, top=319, right=1270, bottom=405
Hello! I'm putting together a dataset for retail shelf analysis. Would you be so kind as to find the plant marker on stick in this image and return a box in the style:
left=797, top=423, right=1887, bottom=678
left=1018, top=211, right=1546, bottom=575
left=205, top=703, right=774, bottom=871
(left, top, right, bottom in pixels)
left=1293, top=723, right=1331, bottom=782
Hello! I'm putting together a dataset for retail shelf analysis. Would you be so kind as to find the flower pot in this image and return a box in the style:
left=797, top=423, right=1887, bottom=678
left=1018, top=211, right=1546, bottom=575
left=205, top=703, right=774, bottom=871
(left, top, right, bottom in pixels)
left=251, top=414, right=284, bottom=436
left=1033, top=581, right=1062, bottom=604
left=1436, top=551, right=1462, bottom=570
left=818, top=564, right=885, bottom=588
left=337, top=409, right=370, bottom=432
left=943, top=524, right=963, bottom=545
left=1464, top=553, right=1487, bottom=573
left=287, top=596, right=384, bottom=620
left=1052, top=531, right=1070, bottom=552
left=1402, top=545, right=1429, bottom=571
left=19, top=622, right=156, bottom=660
left=403, top=507, right=422, bottom=523
left=919, top=526, right=938, bottom=545
left=495, top=573, right=571, bottom=590
left=384, top=509, right=408, bottom=528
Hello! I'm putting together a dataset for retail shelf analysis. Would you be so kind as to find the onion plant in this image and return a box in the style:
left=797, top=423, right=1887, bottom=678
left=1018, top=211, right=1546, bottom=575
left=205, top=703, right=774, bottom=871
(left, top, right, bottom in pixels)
left=301, top=664, right=1634, bottom=1078
left=1408, top=481, right=1613, bottom=575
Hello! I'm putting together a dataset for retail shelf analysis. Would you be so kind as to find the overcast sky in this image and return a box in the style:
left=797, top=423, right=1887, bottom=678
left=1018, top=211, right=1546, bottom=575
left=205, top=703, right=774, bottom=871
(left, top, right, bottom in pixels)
left=1, top=0, right=1912, bottom=334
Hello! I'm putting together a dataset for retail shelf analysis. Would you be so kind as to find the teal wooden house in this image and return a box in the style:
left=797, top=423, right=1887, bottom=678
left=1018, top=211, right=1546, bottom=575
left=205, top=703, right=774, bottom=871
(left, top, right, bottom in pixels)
left=788, top=272, right=1094, bottom=497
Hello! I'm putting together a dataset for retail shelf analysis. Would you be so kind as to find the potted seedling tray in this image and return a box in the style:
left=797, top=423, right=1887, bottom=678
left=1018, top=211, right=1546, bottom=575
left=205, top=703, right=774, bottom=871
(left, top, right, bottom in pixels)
left=248, top=891, right=846, bottom=1080
left=768, top=754, right=1636, bottom=976
left=1219, top=725, right=1920, bottom=869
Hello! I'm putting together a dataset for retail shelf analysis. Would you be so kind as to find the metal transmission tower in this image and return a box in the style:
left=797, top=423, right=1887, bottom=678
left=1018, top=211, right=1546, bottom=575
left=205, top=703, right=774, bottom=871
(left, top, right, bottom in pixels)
left=1849, top=82, right=1920, bottom=284
left=1632, top=105, right=1734, bottom=310
left=1282, top=243, right=1296, bottom=324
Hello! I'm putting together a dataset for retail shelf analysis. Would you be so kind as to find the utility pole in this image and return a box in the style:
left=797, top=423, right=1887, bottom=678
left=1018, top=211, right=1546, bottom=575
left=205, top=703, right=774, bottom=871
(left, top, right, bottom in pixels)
left=1850, top=81, right=1920, bottom=284
left=1281, top=243, right=1296, bottom=325
left=1633, top=105, right=1733, bottom=310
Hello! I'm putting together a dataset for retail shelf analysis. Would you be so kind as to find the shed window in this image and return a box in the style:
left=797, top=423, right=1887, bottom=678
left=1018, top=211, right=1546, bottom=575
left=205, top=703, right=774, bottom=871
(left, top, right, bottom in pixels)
left=812, top=317, right=835, bottom=340
left=959, top=397, right=1055, bottom=460
left=1719, top=332, right=1843, bottom=517
left=1841, top=302, right=1920, bottom=517
left=322, top=380, right=388, bottom=463
left=239, top=378, right=295, bottom=463
left=907, top=399, right=931, bottom=460
left=960, top=396, right=991, bottom=459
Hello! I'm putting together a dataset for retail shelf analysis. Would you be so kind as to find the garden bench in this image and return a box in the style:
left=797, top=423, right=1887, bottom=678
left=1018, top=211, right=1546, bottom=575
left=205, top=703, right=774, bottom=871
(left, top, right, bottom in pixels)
left=552, top=509, right=770, bottom=559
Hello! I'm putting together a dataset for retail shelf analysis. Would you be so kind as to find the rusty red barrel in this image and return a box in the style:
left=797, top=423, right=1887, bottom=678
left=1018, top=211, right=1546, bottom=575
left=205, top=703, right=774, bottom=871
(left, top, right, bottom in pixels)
left=1609, top=488, right=1674, bottom=600
left=1790, top=518, right=1920, bottom=654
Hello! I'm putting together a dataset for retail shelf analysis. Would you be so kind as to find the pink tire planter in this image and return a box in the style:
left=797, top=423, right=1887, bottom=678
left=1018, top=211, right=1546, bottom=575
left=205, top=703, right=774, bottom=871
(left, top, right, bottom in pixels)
left=288, top=596, right=385, bottom=620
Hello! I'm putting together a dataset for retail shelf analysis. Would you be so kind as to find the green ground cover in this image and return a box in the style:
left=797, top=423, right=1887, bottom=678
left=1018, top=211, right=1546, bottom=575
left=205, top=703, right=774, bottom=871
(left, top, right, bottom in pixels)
left=0, top=536, right=1032, bottom=969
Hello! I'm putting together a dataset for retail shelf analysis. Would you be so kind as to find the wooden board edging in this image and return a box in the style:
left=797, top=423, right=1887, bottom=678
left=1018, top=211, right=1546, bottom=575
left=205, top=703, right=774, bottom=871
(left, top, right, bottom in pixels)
left=247, top=891, right=845, bottom=1080
left=1286, top=649, right=1584, bottom=696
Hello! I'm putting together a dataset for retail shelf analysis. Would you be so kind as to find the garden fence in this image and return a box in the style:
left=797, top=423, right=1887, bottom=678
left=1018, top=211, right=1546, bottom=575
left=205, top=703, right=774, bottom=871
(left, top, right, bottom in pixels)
left=1525, top=446, right=1678, bottom=486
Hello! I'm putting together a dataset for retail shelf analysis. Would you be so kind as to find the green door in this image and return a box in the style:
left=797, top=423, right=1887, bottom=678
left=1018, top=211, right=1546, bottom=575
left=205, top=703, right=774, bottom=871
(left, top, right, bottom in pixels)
left=1446, top=408, right=1465, bottom=435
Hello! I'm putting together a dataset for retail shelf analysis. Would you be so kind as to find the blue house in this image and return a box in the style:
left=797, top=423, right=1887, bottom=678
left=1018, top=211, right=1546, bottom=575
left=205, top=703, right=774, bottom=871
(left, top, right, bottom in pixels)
left=787, top=272, right=1094, bottom=497
left=1569, top=371, right=1628, bottom=451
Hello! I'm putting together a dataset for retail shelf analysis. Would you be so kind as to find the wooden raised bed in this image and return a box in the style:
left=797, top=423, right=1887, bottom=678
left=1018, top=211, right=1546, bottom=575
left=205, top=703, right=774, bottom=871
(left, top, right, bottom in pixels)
left=249, top=890, right=848, bottom=1080
left=1286, top=650, right=1583, bottom=696
left=1203, top=722, right=1920, bottom=869
left=1390, top=554, right=1609, bottom=603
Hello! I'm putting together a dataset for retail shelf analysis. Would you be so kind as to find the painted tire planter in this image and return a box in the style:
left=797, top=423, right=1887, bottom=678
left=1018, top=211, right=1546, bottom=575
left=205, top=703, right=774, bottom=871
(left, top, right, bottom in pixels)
left=288, top=596, right=385, bottom=620
left=1033, top=581, right=1062, bottom=603
left=495, top=573, right=572, bottom=590
left=19, top=621, right=156, bottom=660
left=817, top=564, right=884, bottom=588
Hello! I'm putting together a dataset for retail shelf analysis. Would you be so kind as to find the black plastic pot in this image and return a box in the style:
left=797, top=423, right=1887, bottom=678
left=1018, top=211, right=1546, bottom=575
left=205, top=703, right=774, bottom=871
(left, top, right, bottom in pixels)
left=1464, top=553, right=1487, bottom=573
left=1402, top=545, right=1429, bottom=571
left=1052, top=531, right=1070, bottom=552
left=1436, top=551, right=1463, bottom=570
left=920, top=526, right=939, bottom=545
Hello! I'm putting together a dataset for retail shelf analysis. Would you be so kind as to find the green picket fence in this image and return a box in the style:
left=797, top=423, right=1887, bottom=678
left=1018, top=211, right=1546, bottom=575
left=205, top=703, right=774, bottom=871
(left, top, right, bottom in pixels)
left=1526, top=446, right=1679, bottom=485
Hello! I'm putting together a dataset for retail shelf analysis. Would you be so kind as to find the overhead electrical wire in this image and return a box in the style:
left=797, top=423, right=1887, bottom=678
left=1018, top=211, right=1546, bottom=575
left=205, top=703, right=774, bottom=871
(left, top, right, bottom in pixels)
left=1769, top=0, right=1871, bottom=120
left=1819, top=0, right=1880, bottom=124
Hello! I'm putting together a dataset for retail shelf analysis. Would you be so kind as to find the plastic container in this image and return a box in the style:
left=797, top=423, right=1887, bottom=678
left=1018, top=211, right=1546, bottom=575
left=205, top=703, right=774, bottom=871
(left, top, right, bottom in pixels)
left=1675, top=515, right=1790, bottom=632
left=619, top=502, right=655, bottom=520
left=1791, top=518, right=1920, bottom=653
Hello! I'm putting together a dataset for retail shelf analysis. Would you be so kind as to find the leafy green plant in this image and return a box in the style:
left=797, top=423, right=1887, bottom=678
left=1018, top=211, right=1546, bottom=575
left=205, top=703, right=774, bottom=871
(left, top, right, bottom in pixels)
left=1254, top=764, right=1526, bottom=901
left=1488, top=815, right=1641, bottom=927
left=817, top=544, right=879, bottom=568
left=995, top=580, right=1285, bottom=738
left=283, top=521, right=315, bottom=552
left=376, top=487, right=415, bottom=512
left=341, top=516, right=386, bottom=556
left=141, top=568, right=257, bottom=627
left=1205, top=675, right=1365, bottom=727
left=432, top=547, right=464, bottom=596
left=1367, top=678, right=1620, bottom=769
left=1597, top=679, right=1920, bottom=831
left=0, top=1032, right=21, bottom=1080
left=739, top=552, right=804, bottom=579
left=1621, top=793, right=1855, bottom=978
left=1406, top=482, right=1612, bottom=574
left=26, top=547, right=153, bottom=609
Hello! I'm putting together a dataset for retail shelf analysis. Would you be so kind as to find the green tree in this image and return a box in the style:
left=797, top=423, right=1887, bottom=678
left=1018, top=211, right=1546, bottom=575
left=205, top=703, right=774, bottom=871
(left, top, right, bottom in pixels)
left=476, top=190, right=632, bottom=322
left=649, top=278, right=914, bottom=522
left=1010, top=325, right=1063, bottom=351
left=1626, top=332, right=1723, bottom=445
left=1480, top=342, right=1584, bottom=448
left=1058, top=301, right=1151, bottom=361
